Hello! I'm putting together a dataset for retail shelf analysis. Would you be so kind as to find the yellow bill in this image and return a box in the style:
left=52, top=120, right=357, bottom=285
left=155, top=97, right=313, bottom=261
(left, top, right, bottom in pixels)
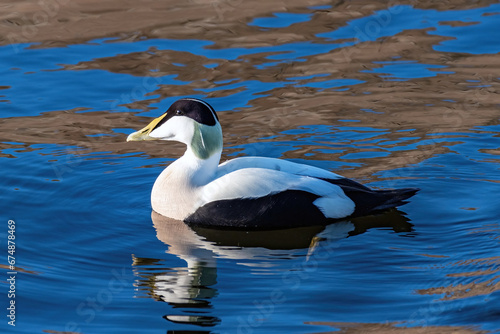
left=127, top=114, right=167, bottom=142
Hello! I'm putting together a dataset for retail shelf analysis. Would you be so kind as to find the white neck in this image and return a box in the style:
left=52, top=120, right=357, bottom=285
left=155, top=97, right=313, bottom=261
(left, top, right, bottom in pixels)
left=150, top=119, right=223, bottom=220
left=151, top=146, right=222, bottom=220
left=180, top=146, right=221, bottom=186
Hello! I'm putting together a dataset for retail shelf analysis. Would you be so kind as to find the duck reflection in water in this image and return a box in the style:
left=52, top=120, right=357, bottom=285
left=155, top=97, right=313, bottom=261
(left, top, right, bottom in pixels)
left=131, top=210, right=413, bottom=328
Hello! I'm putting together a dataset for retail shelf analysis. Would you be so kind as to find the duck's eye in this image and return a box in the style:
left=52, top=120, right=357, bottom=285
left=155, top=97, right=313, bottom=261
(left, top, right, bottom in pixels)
left=175, top=110, right=183, bottom=115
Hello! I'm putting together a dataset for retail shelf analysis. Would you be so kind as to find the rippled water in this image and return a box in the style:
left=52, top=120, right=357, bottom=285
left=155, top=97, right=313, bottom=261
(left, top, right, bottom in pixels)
left=1, top=1, right=500, bottom=333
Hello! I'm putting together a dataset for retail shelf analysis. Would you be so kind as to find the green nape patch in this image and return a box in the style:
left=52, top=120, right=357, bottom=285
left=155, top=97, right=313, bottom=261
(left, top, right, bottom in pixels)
left=191, top=122, right=223, bottom=159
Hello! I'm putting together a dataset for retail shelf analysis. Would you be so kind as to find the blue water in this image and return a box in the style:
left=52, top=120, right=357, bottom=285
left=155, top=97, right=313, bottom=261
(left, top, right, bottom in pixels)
left=1, top=3, right=500, bottom=334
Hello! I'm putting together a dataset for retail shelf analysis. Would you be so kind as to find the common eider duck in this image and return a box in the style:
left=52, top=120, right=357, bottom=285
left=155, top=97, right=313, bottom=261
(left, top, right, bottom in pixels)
left=127, top=98, right=418, bottom=229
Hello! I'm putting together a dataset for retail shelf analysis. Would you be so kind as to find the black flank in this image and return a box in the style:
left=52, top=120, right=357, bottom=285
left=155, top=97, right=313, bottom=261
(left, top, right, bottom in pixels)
left=185, top=190, right=326, bottom=230
left=185, top=178, right=418, bottom=229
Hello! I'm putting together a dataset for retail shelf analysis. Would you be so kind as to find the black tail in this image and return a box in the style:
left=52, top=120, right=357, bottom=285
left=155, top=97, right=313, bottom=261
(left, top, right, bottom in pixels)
left=367, top=188, right=419, bottom=212
left=325, top=178, right=419, bottom=217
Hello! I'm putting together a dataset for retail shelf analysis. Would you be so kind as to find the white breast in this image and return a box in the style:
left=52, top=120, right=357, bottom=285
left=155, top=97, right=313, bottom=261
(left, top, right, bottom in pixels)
left=151, top=166, right=196, bottom=220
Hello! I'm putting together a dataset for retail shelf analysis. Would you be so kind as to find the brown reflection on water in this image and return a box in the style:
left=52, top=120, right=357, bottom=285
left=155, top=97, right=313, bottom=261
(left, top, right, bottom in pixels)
left=417, top=256, right=500, bottom=301
left=1, top=0, right=499, bottom=181
left=1, top=0, right=498, bottom=48
left=0, top=263, right=38, bottom=275
left=0, top=108, right=177, bottom=157
left=414, top=223, right=500, bottom=302
left=305, top=321, right=489, bottom=333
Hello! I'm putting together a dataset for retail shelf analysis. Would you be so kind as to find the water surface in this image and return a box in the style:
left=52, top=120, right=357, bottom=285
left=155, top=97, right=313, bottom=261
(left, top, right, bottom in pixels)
left=1, top=1, right=499, bottom=333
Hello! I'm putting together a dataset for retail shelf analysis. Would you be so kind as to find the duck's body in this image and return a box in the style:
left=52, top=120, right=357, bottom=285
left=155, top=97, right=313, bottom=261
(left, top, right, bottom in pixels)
left=128, top=98, right=418, bottom=229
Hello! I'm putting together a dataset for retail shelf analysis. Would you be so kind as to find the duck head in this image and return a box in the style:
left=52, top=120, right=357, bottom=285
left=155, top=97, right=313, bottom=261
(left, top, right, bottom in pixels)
left=127, top=98, right=223, bottom=159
